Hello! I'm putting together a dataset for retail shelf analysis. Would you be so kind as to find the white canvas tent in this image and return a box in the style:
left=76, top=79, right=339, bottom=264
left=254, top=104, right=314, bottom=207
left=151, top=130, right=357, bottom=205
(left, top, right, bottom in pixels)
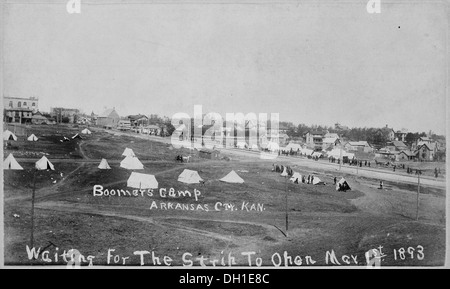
left=336, top=177, right=351, bottom=191
left=122, top=148, right=136, bottom=157
left=237, top=142, right=247, bottom=149
left=220, top=170, right=245, bottom=184
left=72, top=133, right=82, bottom=140
left=312, top=177, right=325, bottom=185
left=81, top=128, right=92, bottom=135
left=267, top=142, right=280, bottom=152
left=3, top=130, right=17, bottom=141
left=327, top=148, right=354, bottom=160
left=286, top=143, right=302, bottom=151
left=280, top=167, right=288, bottom=177
left=120, top=155, right=144, bottom=170
left=98, top=158, right=111, bottom=170
left=290, top=172, right=302, bottom=183
left=127, top=172, right=158, bottom=189
left=178, top=169, right=203, bottom=184
left=35, top=156, right=55, bottom=170
left=312, top=152, right=323, bottom=158
left=3, top=154, right=23, bottom=170
left=251, top=144, right=259, bottom=150
left=27, top=134, right=39, bottom=141
left=301, top=148, right=314, bottom=156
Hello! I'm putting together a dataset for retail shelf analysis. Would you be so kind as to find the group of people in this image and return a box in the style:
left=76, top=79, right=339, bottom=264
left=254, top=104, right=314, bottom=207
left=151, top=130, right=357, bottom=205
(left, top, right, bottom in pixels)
left=279, top=149, right=300, bottom=156
left=292, top=174, right=317, bottom=185
left=405, top=167, right=422, bottom=175
left=272, top=164, right=294, bottom=176
left=434, top=168, right=441, bottom=178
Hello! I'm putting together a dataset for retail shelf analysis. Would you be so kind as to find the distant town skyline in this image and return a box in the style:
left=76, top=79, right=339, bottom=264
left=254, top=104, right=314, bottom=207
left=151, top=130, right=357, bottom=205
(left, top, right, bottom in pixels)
left=2, top=1, right=447, bottom=135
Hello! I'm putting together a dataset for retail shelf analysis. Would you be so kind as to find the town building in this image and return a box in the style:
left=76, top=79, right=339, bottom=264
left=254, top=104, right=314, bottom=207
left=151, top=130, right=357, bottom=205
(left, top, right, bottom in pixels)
left=97, top=108, right=120, bottom=129
left=387, top=140, right=409, bottom=151
left=128, top=114, right=149, bottom=127
left=4, top=96, right=39, bottom=112
left=4, top=107, right=33, bottom=124
left=322, top=135, right=340, bottom=150
left=394, top=129, right=408, bottom=142
left=415, top=143, right=437, bottom=161
left=3, top=96, right=39, bottom=124
left=304, top=131, right=325, bottom=151
left=118, top=120, right=132, bottom=131
left=397, top=150, right=416, bottom=161
left=31, top=111, right=50, bottom=125
left=344, top=141, right=374, bottom=153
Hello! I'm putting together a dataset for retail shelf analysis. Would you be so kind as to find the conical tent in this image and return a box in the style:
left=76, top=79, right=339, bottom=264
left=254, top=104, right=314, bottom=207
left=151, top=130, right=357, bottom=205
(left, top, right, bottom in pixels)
left=312, top=177, right=324, bottom=185
left=3, top=130, right=17, bottom=141
left=281, top=167, right=288, bottom=177
left=122, top=148, right=136, bottom=157
left=290, top=172, right=302, bottom=183
left=127, top=172, right=158, bottom=189
left=35, top=156, right=55, bottom=170
left=27, top=134, right=38, bottom=141
left=98, top=158, right=111, bottom=170
left=267, top=142, right=279, bottom=152
left=120, top=155, right=144, bottom=170
left=220, top=170, right=244, bottom=184
left=3, top=154, right=23, bottom=170
left=336, top=178, right=351, bottom=191
left=178, top=169, right=203, bottom=184
left=81, top=128, right=92, bottom=135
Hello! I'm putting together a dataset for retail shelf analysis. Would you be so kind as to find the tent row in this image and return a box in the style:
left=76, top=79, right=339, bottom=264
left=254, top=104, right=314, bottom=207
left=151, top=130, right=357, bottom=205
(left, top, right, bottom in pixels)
left=288, top=171, right=351, bottom=191
left=3, top=130, right=39, bottom=142
left=288, top=172, right=324, bottom=185
left=127, top=169, right=244, bottom=189
left=4, top=154, right=54, bottom=171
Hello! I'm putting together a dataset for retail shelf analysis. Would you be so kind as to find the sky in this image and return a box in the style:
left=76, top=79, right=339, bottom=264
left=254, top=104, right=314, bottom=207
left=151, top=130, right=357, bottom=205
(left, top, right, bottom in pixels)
left=2, top=0, right=448, bottom=135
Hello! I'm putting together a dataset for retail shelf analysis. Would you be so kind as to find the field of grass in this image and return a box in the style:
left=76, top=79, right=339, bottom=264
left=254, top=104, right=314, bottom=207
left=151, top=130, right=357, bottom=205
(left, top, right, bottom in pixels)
left=3, top=124, right=446, bottom=267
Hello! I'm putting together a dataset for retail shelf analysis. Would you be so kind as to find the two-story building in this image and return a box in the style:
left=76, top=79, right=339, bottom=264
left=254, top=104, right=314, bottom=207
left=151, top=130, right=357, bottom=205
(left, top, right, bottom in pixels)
left=128, top=114, right=149, bottom=127
left=415, top=143, right=437, bottom=161
left=304, top=131, right=326, bottom=151
left=3, top=96, right=39, bottom=124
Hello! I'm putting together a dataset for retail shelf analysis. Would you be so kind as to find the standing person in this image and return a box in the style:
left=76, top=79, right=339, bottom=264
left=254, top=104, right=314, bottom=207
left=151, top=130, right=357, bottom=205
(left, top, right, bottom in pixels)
left=393, top=166, right=396, bottom=172
left=368, top=162, right=370, bottom=167
left=379, top=181, right=383, bottom=189
left=334, top=177, right=337, bottom=185
left=435, top=168, right=438, bottom=178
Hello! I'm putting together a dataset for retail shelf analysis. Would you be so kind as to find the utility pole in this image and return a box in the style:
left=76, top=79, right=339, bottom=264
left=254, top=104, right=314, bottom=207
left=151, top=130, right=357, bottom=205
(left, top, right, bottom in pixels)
left=285, top=175, right=289, bottom=237
left=416, top=172, right=420, bottom=221
left=30, top=170, right=37, bottom=252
